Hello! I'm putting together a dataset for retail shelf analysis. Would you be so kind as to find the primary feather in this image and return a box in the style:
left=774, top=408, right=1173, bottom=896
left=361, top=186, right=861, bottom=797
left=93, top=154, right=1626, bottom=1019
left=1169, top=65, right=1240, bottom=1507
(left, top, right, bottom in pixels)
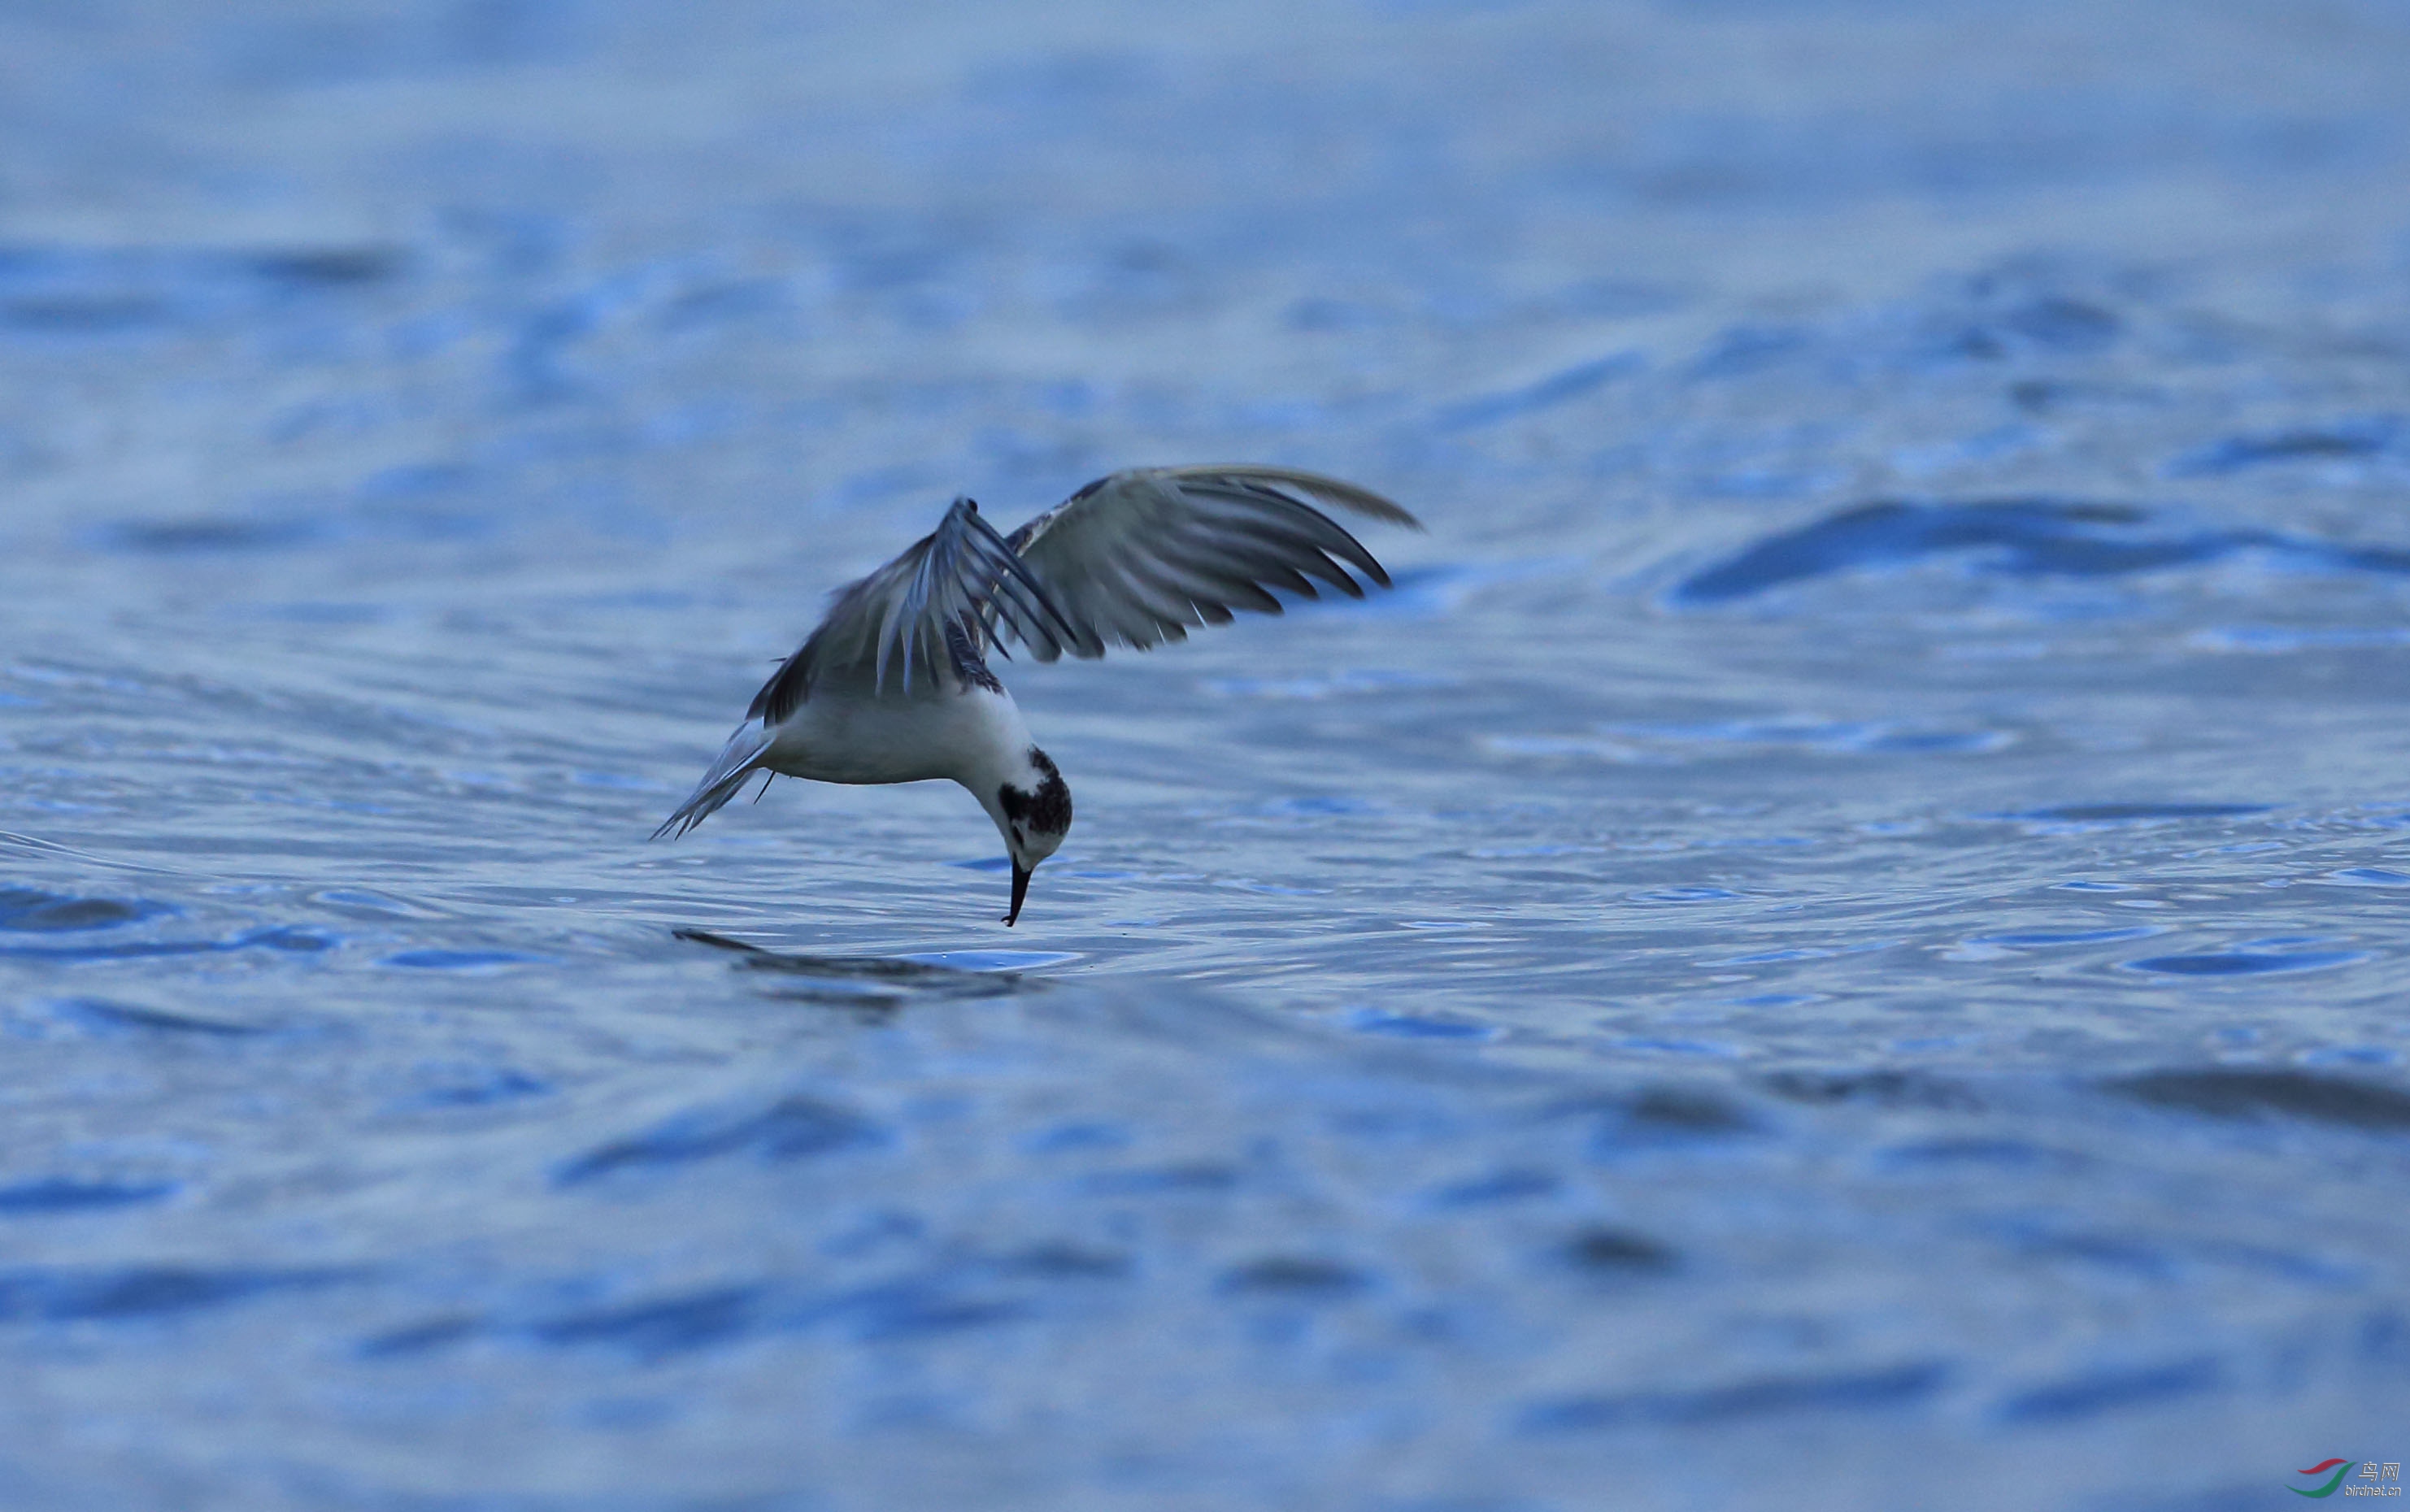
left=990, top=465, right=1423, bottom=660
left=746, top=497, right=1077, bottom=723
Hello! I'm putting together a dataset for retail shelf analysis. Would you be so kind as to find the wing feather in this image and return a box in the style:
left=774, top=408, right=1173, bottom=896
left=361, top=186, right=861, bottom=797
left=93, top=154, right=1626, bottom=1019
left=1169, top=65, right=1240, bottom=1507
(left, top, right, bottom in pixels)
left=991, top=465, right=1418, bottom=660
left=743, top=467, right=1413, bottom=723
left=747, top=497, right=1077, bottom=720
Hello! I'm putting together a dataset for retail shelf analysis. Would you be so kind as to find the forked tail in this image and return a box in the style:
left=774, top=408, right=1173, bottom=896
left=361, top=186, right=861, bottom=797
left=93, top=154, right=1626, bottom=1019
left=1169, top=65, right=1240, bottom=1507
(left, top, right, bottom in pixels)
left=652, top=720, right=775, bottom=840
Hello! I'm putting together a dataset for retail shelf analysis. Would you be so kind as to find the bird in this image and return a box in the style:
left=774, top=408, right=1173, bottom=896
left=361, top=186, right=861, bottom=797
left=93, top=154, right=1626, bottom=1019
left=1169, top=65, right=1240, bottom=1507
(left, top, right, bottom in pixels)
left=653, top=464, right=1421, bottom=925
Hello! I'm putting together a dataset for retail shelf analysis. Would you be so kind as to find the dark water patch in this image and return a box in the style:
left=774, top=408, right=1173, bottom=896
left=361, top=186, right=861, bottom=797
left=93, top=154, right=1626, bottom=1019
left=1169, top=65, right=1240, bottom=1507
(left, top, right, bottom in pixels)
left=2008, top=376, right=2164, bottom=415
left=1346, top=1008, right=1498, bottom=1041
left=1669, top=498, right=2410, bottom=604
left=1860, top=727, right=2008, bottom=754
left=241, top=927, right=334, bottom=954
left=1631, top=886, right=1742, bottom=903
left=759, top=983, right=915, bottom=1011
left=1676, top=499, right=2148, bottom=602
left=1561, top=1227, right=1679, bottom=1275
left=2108, top=1069, right=2410, bottom=1130
left=1994, top=1355, right=2222, bottom=1423
left=0, top=1179, right=178, bottom=1214
left=1078, top=1163, right=1242, bottom=1197
left=529, top=1284, right=768, bottom=1359
left=1432, top=352, right=1642, bottom=431
left=242, top=247, right=406, bottom=288
left=498, top=268, right=668, bottom=403
left=0, top=293, right=171, bottom=332
left=1520, top=1360, right=1947, bottom=1432
left=791, top=1275, right=1027, bottom=1342
left=1564, top=1086, right=1761, bottom=1154
left=1688, top=324, right=1813, bottom=380
left=0, top=1266, right=351, bottom=1322
left=1630, top=1086, right=1755, bottom=1133
left=379, top=949, right=552, bottom=971
left=657, top=276, right=790, bottom=332
left=2121, top=949, right=2364, bottom=977
left=358, top=461, right=475, bottom=500
left=556, top=1093, right=888, bottom=1184
left=998, top=1243, right=1132, bottom=1280
left=51, top=998, right=266, bottom=1037
left=1988, top=295, right=2121, bottom=354
left=1019, top=1122, right=1131, bottom=1155
left=2164, top=415, right=2406, bottom=477
left=1875, top=1137, right=2084, bottom=1173
left=1218, top=1257, right=1372, bottom=1297
left=1759, top=1069, right=1982, bottom=1110
left=357, top=1313, right=485, bottom=1358
left=0, top=243, right=407, bottom=341
left=1426, top=1168, right=1560, bottom=1206
left=0, top=889, right=171, bottom=932
left=1898, top=290, right=2125, bottom=370
left=2003, top=1227, right=2178, bottom=1282
left=2356, top=1310, right=2408, bottom=1362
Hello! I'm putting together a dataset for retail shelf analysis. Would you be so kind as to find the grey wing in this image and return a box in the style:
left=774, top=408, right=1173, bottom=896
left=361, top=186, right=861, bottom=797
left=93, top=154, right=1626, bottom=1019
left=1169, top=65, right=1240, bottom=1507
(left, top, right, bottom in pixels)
left=989, top=465, right=1422, bottom=662
left=747, top=497, right=1076, bottom=721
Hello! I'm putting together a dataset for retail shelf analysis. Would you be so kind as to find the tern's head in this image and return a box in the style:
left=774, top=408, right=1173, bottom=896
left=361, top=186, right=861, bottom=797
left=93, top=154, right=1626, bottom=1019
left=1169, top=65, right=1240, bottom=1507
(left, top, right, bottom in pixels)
left=986, top=746, right=1072, bottom=926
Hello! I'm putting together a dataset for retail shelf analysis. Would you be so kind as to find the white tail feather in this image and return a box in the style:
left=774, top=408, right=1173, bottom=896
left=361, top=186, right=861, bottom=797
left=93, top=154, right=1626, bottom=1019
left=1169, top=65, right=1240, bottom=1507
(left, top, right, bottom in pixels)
left=652, top=721, right=774, bottom=840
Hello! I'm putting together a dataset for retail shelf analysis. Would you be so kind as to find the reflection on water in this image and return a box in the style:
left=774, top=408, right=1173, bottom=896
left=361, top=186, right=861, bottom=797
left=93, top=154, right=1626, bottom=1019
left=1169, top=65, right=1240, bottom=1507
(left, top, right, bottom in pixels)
left=1671, top=498, right=2410, bottom=604
left=672, top=926, right=1044, bottom=1005
left=2, top=0, right=2408, bottom=1505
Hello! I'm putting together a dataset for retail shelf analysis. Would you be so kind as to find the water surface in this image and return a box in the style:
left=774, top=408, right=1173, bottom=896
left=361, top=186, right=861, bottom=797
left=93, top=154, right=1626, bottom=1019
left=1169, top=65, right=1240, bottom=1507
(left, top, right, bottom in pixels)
left=2, top=1, right=2408, bottom=1507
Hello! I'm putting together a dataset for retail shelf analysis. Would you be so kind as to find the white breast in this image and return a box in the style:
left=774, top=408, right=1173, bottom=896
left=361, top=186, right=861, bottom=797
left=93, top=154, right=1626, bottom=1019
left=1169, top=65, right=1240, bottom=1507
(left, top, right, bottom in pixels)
left=761, top=684, right=1032, bottom=788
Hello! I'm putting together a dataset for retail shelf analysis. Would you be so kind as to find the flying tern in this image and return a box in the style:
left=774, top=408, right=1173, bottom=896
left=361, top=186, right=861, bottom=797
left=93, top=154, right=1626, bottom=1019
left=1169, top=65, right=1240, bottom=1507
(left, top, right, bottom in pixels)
left=654, top=464, right=1420, bottom=924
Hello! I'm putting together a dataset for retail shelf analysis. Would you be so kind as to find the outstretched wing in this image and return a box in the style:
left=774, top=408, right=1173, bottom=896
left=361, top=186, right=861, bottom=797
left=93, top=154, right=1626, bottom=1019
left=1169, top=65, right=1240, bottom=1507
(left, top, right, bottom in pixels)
left=748, top=497, right=1076, bottom=721
left=988, top=465, right=1421, bottom=661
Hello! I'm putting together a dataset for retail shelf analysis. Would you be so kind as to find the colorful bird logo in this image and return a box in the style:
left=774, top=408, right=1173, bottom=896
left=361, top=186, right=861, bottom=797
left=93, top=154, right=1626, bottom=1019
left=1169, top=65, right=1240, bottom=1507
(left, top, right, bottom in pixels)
left=2290, top=1460, right=2355, bottom=1498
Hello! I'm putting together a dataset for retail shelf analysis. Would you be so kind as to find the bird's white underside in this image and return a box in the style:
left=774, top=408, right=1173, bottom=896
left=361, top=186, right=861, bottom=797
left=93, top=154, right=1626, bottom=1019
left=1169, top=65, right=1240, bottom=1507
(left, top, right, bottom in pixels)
left=762, top=680, right=1034, bottom=790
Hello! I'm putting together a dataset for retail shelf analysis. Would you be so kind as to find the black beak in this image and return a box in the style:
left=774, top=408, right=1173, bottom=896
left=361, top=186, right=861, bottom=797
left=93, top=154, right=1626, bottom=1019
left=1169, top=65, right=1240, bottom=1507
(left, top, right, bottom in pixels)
left=1004, top=860, right=1032, bottom=927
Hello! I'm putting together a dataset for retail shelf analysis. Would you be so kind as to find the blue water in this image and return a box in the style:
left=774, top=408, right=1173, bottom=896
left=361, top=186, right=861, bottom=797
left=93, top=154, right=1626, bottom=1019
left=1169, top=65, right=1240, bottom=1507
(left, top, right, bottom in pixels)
left=3, top=1, right=2409, bottom=1507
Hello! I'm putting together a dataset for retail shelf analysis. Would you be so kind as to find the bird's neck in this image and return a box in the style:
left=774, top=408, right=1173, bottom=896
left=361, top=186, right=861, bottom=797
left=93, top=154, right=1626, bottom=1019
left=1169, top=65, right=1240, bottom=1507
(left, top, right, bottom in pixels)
left=948, top=692, right=1038, bottom=810
left=957, top=706, right=1070, bottom=847
left=949, top=689, right=1035, bottom=786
